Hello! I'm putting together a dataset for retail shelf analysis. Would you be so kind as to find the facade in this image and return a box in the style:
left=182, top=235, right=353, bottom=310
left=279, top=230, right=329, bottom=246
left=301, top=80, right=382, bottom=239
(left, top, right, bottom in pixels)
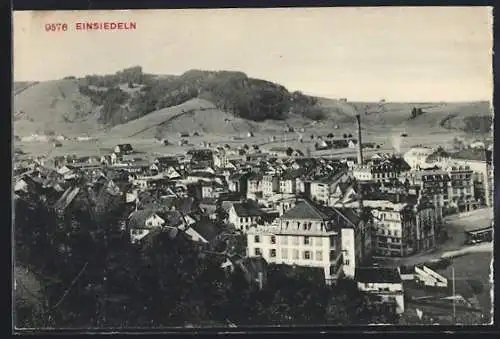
left=228, top=201, right=265, bottom=231
left=247, top=174, right=264, bottom=200
left=440, top=157, right=492, bottom=207
left=399, top=168, right=449, bottom=224
left=246, top=199, right=372, bottom=284
left=262, top=174, right=279, bottom=198
left=310, top=171, right=350, bottom=205
left=442, top=163, right=476, bottom=212
left=352, top=156, right=411, bottom=183
left=344, top=197, right=437, bottom=257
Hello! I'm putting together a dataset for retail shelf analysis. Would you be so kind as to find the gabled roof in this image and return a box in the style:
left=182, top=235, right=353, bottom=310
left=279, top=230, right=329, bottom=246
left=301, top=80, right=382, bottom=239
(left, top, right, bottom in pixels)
left=281, top=199, right=360, bottom=228
left=189, top=220, right=221, bottom=242
left=128, top=209, right=161, bottom=229
left=280, top=199, right=338, bottom=220
left=355, top=267, right=402, bottom=284
left=53, top=186, right=81, bottom=211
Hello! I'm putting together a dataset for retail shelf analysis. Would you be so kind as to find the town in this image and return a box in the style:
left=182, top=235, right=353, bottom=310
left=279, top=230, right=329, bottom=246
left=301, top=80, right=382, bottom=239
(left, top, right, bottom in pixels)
left=14, top=112, right=493, bottom=327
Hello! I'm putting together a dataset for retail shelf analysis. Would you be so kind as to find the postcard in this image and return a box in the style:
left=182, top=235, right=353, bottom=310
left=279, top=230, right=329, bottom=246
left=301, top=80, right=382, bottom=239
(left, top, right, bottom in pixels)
left=12, top=7, right=494, bottom=331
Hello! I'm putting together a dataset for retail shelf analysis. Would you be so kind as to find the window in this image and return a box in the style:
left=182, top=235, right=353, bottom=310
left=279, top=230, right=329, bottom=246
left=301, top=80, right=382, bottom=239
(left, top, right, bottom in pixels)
left=292, top=237, right=299, bottom=245
left=316, top=251, right=323, bottom=261
left=254, top=248, right=261, bottom=256
left=304, top=236, right=310, bottom=245
left=344, top=259, right=350, bottom=265
left=316, top=237, right=323, bottom=246
left=254, top=235, right=260, bottom=243
left=303, top=251, right=311, bottom=260
left=281, top=248, right=288, bottom=259
left=270, top=236, right=276, bottom=244
left=282, top=237, right=288, bottom=245
left=293, top=249, right=299, bottom=259
left=286, top=221, right=290, bottom=228
left=270, top=249, right=276, bottom=258
left=240, top=217, right=243, bottom=223
left=330, top=250, right=337, bottom=260
left=245, top=217, right=249, bottom=222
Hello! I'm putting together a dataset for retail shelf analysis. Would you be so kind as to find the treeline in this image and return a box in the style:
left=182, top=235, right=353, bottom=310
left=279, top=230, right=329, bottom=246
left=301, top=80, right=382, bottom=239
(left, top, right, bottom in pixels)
left=76, top=67, right=327, bottom=126
left=78, top=85, right=130, bottom=125
left=14, top=189, right=396, bottom=328
left=290, top=91, right=326, bottom=121
left=79, top=66, right=149, bottom=88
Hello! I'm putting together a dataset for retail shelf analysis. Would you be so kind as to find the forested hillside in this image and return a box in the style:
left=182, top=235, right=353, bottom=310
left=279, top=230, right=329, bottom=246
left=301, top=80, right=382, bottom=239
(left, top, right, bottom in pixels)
left=76, top=67, right=326, bottom=126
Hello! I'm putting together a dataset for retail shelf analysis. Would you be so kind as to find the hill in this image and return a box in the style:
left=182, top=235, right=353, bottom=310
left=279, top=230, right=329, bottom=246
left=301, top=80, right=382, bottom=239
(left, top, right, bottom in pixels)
left=13, top=79, right=102, bottom=136
left=13, top=67, right=492, bottom=138
left=314, top=99, right=492, bottom=135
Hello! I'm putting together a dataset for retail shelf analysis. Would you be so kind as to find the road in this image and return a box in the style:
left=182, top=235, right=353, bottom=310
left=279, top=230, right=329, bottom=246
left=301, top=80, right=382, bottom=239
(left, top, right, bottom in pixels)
left=373, top=207, right=493, bottom=267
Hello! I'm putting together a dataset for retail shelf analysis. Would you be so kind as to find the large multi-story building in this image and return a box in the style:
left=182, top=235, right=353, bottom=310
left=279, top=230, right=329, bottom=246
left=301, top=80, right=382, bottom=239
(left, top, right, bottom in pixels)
left=399, top=167, right=450, bottom=224
left=341, top=194, right=437, bottom=257
left=246, top=199, right=372, bottom=284
left=441, top=162, right=476, bottom=212
left=352, top=155, right=411, bottom=183
left=310, top=170, right=350, bottom=205
left=437, top=156, right=493, bottom=207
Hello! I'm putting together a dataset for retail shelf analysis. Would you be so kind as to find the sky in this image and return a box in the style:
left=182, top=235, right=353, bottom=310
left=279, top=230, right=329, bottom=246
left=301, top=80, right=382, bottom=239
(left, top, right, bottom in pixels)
left=13, top=7, right=493, bottom=102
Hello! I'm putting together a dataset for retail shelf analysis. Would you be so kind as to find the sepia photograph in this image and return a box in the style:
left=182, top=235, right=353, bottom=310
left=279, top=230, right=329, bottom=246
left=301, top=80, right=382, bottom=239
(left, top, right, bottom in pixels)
left=12, top=7, right=493, bottom=330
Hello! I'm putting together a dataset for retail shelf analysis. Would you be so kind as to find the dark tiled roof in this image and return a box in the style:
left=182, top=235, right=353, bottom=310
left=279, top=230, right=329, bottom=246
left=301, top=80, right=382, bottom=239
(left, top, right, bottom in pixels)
left=355, top=267, right=402, bottom=284
left=128, top=209, right=157, bottom=229
left=190, top=220, right=221, bottom=242
left=281, top=199, right=337, bottom=220
left=232, top=201, right=264, bottom=217
left=53, top=186, right=81, bottom=211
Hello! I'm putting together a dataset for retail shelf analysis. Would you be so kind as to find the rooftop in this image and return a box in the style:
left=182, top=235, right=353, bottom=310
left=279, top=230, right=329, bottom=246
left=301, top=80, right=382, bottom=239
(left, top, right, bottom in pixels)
left=355, top=267, right=402, bottom=284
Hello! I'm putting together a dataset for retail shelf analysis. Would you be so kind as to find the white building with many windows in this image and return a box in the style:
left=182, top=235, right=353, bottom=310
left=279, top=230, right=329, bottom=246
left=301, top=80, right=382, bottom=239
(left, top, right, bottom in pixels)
left=246, top=199, right=372, bottom=284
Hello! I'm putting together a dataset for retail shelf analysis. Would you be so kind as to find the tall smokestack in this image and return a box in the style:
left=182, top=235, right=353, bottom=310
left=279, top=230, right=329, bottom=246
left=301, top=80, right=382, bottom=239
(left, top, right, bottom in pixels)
left=356, top=114, right=364, bottom=165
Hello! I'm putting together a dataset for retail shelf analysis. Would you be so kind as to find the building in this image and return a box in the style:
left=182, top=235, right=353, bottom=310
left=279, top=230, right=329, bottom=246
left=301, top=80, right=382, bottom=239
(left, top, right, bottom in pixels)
left=246, top=174, right=264, bottom=200
left=355, top=267, right=405, bottom=314
left=352, top=155, right=411, bottom=183
left=246, top=199, right=372, bottom=284
left=403, top=147, right=435, bottom=170
left=184, top=219, right=222, bottom=245
left=340, top=192, right=437, bottom=257
left=399, top=168, right=449, bottom=224
left=114, top=144, right=133, bottom=154
left=213, top=150, right=229, bottom=169
left=310, top=170, right=350, bottom=204
left=438, top=156, right=492, bottom=207
left=228, top=201, right=266, bottom=231
left=262, top=174, right=279, bottom=198
left=441, top=162, right=476, bottom=212
left=278, top=170, right=301, bottom=194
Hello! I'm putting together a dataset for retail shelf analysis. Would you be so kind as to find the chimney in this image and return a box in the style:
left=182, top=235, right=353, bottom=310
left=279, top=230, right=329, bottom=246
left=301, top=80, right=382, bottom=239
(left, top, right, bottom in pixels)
left=356, top=114, right=364, bottom=165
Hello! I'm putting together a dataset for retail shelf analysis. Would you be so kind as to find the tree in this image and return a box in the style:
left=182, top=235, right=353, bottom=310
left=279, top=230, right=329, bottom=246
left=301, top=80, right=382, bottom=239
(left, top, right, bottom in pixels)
left=411, top=107, right=418, bottom=118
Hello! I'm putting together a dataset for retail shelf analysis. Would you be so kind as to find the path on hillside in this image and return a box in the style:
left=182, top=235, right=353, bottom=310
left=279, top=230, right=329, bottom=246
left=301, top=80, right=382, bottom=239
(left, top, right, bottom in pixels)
left=127, top=107, right=214, bottom=138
